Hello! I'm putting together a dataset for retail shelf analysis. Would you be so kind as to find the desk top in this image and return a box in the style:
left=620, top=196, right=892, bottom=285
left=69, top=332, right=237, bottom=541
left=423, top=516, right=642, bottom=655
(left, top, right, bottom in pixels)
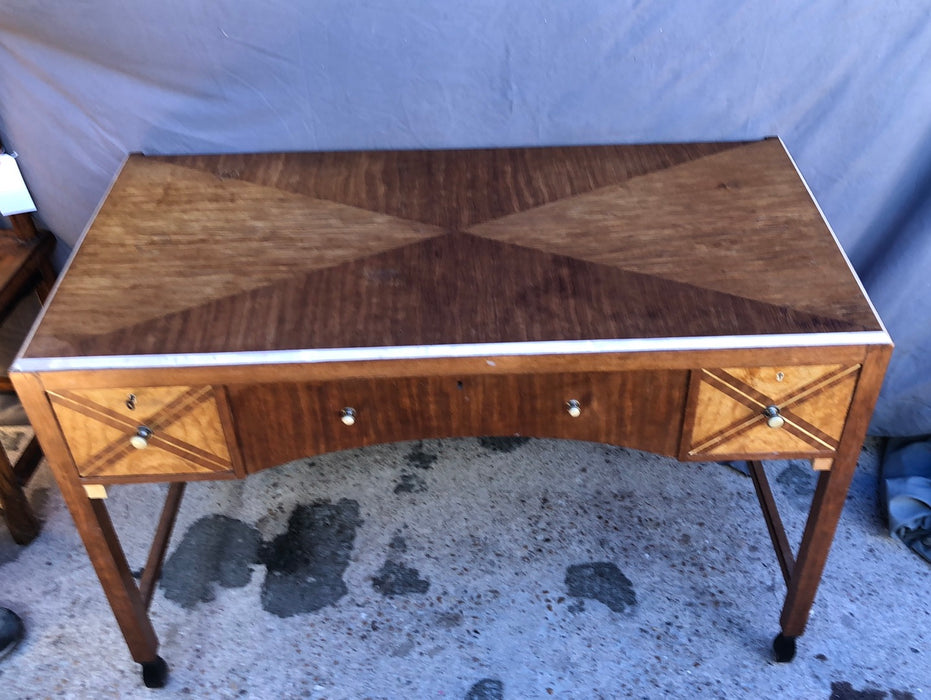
left=18, top=139, right=884, bottom=371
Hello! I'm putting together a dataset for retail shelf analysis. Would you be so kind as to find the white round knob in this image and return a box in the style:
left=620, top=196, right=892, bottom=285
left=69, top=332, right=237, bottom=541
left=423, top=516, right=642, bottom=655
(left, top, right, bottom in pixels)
left=340, top=407, right=356, bottom=426
left=566, top=400, right=582, bottom=418
left=763, top=406, right=785, bottom=429
left=130, top=426, right=153, bottom=449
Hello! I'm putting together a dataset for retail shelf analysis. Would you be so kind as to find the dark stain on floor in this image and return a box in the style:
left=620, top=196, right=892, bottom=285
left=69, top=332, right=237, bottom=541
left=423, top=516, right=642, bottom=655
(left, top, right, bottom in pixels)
left=466, top=678, right=504, bottom=699
left=776, top=460, right=817, bottom=508
left=164, top=500, right=462, bottom=616
left=0, top=532, right=22, bottom=566
left=394, top=472, right=428, bottom=494
left=565, top=562, right=637, bottom=613
left=435, top=611, right=463, bottom=628
left=405, top=441, right=438, bottom=470
left=372, top=559, right=430, bottom=596
left=830, top=681, right=916, bottom=700
left=478, top=436, right=531, bottom=453
left=160, top=514, right=262, bottom=608
left=372, top=531, right=429, bottom=596
left=259, top=499, right=363, bottom=617
left=567, top=599, right=586, bottom=614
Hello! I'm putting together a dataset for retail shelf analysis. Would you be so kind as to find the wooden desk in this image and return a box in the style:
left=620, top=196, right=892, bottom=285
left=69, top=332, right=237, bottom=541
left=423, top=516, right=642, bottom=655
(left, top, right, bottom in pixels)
left=11, top=139, right=891, bottom=687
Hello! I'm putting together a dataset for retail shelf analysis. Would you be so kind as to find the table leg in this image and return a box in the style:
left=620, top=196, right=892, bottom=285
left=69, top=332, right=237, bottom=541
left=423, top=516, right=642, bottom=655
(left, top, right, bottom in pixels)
left=58, top=481, right=168, bottom=685
left=11, top=373, right=167, bottom=687
left=771, top=458, right=851, bottom=661
left=772, top=345, right=891, bottom=662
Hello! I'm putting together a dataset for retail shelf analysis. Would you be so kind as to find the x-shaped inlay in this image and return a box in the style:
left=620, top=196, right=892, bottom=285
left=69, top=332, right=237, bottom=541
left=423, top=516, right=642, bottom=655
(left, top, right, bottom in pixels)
left=690, top=365, right=861, bottom=455
left=49, top=387, right=231, bottom=476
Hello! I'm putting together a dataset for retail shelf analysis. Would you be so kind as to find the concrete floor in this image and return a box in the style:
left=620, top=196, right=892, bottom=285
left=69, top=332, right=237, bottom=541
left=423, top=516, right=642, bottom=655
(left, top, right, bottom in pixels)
left=0, top=427, right=928, bottom=699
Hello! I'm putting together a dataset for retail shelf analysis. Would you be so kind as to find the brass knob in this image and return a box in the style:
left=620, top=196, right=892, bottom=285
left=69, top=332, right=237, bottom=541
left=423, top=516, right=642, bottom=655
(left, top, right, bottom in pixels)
left=130, top=426, right=153, bottom=449
left=340, top=407, right=357, bottom=426
left=566, top=399, right=582, bottom=418
left=762, top=406, right=785, bottom=429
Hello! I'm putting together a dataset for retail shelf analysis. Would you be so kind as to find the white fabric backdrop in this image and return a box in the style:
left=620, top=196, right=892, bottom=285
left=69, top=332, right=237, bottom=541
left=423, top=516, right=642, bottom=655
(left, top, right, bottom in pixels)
left=1, top=1, right=928, bottom=434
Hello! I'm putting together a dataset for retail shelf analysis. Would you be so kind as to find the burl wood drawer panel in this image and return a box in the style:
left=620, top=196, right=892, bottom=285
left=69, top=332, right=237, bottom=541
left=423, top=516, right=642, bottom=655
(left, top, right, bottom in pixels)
left=227, top=371, right=689, bottom=473
left=48, top=386, right=235, bottom=479
left=683, top=364, right=861, bottom=460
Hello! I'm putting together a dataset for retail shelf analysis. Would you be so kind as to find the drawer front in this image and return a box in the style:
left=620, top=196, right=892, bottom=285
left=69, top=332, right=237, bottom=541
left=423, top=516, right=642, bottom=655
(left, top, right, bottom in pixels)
left=48, top=386, right=235, bottom=479
left=228, top=371, right=689, bottom=473
left=684, top=364, right=860, bottom=459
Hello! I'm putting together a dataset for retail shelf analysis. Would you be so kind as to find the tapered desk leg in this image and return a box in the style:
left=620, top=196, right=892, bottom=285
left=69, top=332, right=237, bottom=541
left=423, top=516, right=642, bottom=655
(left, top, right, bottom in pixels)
left=772, top=345, right=891, bottom=662
left=90, top=494, right=170, bottom=686
left=72, top=492, right=167, bottom=686
left=11, top=373, right=167, bottom=687
left=772, top=459, right=852, bottom=661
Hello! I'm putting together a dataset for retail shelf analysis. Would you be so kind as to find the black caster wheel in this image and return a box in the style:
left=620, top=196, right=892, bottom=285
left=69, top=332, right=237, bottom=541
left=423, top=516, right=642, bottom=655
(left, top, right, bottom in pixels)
left=773, top=633, right=797, bottom=663
left=141, top=655, right=169, bottom=688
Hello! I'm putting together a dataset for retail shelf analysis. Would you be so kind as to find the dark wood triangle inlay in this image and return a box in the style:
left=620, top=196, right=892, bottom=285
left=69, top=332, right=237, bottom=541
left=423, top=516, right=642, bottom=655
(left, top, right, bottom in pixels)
left=71, top=233, right=864, bottom=357
left=153, top=142, right=746, bottom=229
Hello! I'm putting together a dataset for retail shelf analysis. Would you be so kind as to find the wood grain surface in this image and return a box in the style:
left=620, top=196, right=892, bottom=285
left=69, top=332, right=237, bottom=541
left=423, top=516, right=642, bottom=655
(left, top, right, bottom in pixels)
left=684, top=364, right=859, bottom=459
left=48, top=386, right=234, bottom=478
left=152, top=142, right=740, bottom=230
left=468, top=140, right=878, bottom=327
left=227, top=370, right=688, bottom=472
left=23, top=139, right=881, bottom=361
left=63, top=232, right=864, bottom=357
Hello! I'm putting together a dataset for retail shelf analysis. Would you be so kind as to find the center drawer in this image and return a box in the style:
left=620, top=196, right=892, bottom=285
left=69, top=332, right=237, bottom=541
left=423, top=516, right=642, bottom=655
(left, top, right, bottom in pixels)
left=227, top=371, right=689, bottom=473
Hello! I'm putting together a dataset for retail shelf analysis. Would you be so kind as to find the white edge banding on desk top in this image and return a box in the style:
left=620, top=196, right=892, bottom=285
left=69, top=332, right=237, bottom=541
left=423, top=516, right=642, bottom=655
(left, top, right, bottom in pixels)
left=11, top=330, right=892, bottom=373
left=776, top=137, right=889, bottom=336
left=11, top=153, right=132, bottom=370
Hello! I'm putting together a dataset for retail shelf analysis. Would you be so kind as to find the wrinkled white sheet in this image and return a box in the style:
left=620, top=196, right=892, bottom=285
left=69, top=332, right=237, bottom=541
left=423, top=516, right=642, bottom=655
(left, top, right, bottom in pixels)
left=0, top=1, right=928, bottom=434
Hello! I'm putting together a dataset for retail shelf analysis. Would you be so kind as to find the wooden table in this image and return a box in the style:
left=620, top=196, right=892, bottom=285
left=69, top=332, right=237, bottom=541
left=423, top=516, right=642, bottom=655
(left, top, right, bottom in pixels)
left=11, top=139, right=891, bottom=687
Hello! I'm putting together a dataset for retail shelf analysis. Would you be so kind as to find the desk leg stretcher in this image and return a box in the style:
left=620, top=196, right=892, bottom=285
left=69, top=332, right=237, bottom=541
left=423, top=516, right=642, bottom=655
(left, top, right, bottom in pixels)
left=139, top=483, right=187, bottom=611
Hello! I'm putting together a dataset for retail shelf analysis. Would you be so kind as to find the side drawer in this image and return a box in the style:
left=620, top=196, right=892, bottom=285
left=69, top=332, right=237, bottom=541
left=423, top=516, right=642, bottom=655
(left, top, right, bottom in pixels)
left=227, top=370, right=689, bottom=473
left=48, top=385, right=237, bottom=479
left=682, top=364, right=861, bottom=460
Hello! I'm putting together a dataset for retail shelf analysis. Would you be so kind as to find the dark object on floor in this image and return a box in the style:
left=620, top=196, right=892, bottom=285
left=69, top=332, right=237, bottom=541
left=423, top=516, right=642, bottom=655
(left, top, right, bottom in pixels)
left=466, top=678, right=504, bottom=700
left=565, top=561, right=637, bottom=613
left=881, top=436, right=931, bottom=563
left=0, top=607, right=24, bottom=661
